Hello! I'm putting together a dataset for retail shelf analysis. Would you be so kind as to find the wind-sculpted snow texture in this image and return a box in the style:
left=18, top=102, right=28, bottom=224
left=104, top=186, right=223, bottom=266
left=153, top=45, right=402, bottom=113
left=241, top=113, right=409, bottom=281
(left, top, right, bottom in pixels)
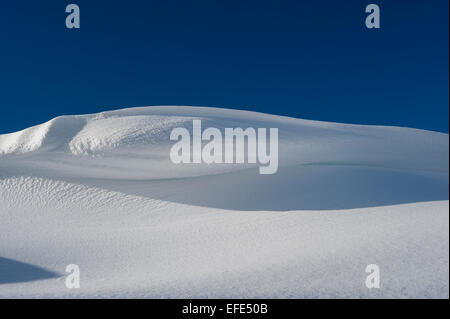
left=0, top=106, right=448, bottom=298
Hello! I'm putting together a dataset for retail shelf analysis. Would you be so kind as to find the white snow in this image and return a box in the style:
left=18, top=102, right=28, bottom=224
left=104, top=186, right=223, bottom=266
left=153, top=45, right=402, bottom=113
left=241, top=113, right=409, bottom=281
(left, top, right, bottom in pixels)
left=0, top=106, right=448, bottom=298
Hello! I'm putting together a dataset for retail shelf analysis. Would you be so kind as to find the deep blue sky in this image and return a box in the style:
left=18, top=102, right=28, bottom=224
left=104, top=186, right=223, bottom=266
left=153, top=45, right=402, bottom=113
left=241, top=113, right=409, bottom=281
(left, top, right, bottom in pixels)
left=1, top=0, right=448, bottom=133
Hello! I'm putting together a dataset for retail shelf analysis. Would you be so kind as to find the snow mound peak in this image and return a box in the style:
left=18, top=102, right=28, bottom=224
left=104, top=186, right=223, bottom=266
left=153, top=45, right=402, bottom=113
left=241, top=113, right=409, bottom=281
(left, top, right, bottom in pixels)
left=68, top=115, right=195, bottom=155
left=0, top=106, right=448, bottom=179
left=0, top=116, right=87, bottom=155
left=0, top=111, right=197, bottom=156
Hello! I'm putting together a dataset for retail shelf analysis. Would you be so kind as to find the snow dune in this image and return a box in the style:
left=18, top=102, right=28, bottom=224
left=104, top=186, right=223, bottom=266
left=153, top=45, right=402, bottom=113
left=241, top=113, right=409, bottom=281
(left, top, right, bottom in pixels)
left=0, top=106, right=448, bottom=298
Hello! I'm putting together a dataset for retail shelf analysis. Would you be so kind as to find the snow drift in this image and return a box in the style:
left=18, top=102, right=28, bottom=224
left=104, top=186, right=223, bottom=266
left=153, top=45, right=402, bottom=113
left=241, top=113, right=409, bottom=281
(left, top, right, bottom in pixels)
left=0, top=106, right=448, bottom=298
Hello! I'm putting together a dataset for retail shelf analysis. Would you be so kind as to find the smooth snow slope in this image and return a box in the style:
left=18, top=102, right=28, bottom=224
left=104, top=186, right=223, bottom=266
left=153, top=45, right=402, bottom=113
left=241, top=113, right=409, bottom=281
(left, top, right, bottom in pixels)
left=0, top=106, right=448, bottom=298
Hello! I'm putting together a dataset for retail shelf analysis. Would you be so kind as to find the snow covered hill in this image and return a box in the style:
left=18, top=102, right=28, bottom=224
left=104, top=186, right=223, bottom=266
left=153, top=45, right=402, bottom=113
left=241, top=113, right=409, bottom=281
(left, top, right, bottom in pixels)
left=0, top=106, right=448, bottom=298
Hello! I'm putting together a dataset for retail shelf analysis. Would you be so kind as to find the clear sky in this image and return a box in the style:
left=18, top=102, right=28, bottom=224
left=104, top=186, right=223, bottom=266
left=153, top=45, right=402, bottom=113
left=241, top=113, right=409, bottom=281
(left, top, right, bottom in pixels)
left=0, top=0, right=448, bottom=133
